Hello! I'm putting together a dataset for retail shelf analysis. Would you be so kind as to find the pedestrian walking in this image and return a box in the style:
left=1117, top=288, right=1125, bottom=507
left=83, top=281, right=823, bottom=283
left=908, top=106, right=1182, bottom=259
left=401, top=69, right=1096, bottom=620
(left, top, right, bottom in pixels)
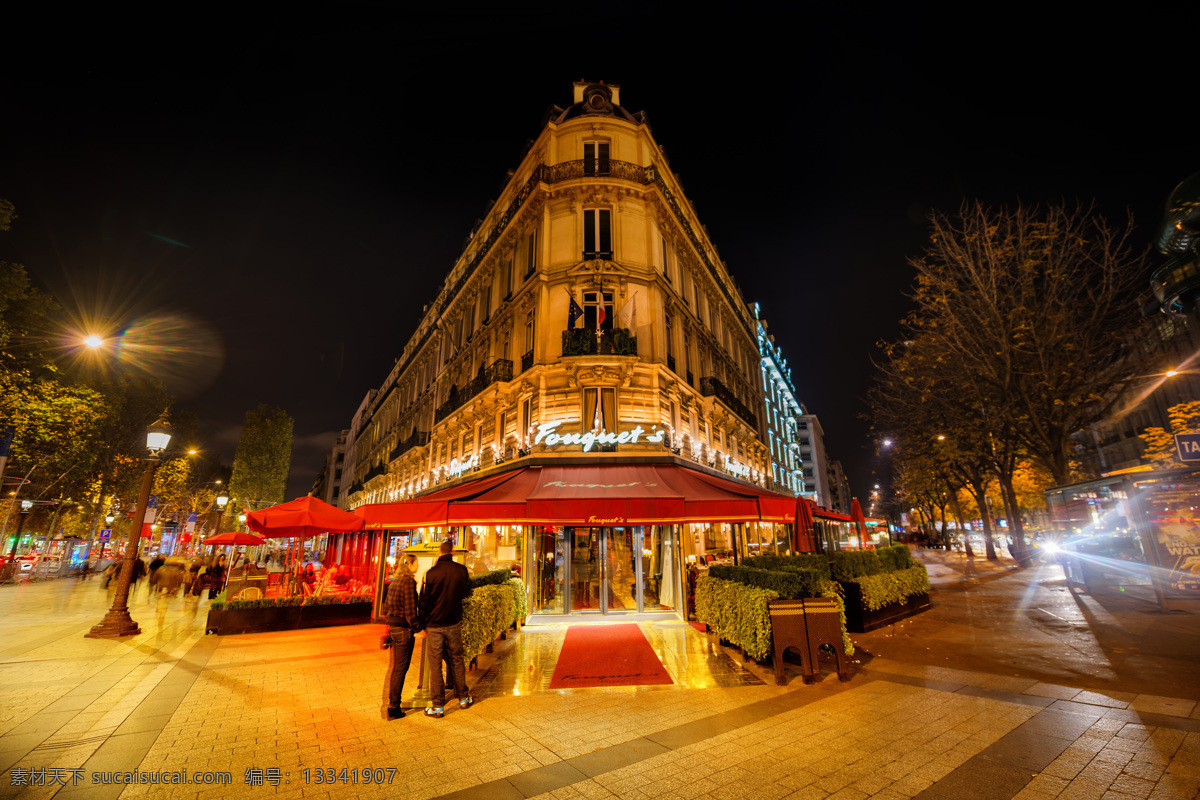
left=206, top=554, right=226, bottom=600
left=131, top=558, right=147, bottom=593
left=418, top=540, right=473, bottom=718
left=380, top=554, right=420, bottom=721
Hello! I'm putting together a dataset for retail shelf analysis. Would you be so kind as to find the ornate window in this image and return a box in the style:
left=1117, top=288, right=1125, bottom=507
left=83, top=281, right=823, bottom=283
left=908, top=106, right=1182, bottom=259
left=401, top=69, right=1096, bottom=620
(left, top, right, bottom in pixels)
left=525, top=228, right=538, bottom=277
left=583, top=208, right=612, bottom=259
left=583, top=291, right=615, bottom=331
left=583, top=387, right=617, bottom=431
left=583, top=141, right=610, bottom=175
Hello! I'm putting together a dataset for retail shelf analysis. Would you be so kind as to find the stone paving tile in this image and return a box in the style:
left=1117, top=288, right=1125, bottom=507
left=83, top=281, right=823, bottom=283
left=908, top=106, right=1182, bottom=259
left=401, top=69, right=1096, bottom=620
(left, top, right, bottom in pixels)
left=5, top=581, right=1200, bottom=800
left=1129, top=695, right=1198, bottom=719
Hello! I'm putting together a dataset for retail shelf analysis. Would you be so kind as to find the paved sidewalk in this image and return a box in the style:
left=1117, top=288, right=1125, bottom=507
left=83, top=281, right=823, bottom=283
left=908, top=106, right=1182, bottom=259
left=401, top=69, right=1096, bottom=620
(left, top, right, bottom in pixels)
left=1, top=573, right=1198, bottom=800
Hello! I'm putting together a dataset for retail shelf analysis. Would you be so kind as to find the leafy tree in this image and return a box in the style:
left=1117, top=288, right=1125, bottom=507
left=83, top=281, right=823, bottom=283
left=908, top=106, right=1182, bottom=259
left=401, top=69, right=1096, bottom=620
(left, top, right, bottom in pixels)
left=228, top=404, right=294, bottom=511
left=1138, top=400, right=1200, bottom=468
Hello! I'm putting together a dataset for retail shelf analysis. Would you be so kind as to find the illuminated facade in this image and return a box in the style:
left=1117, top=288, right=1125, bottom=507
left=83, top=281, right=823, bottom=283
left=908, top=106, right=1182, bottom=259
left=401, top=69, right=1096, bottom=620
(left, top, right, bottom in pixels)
left=754, top=304, right=805, bottom=497
left=345, top=82, right=768, bottom=510
left=342, top=83, right=796, bottom=619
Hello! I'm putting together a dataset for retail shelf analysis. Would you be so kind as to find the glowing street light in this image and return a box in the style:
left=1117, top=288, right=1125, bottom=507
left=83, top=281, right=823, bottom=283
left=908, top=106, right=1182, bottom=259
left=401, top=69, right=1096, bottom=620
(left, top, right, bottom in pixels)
left=82, top=335, right=104, bottom=349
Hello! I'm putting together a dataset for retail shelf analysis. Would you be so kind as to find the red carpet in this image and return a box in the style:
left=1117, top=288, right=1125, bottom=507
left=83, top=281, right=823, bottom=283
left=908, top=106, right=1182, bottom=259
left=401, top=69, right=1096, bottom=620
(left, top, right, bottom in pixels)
left=549, top=624, right=674, bottom=689
left=690, top=622, right=706, bottom=633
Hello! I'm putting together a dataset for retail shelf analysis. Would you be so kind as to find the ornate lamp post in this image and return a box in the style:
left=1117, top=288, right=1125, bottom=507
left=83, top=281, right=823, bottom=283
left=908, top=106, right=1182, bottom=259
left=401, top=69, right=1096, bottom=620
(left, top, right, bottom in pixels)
left=86, top=417, right=171, bottom=639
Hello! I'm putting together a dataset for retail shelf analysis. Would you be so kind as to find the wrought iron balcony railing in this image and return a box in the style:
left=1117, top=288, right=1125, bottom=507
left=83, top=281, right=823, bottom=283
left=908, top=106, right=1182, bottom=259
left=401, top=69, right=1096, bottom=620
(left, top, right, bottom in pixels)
left=435, top=359, right=514, bottom=423
left=390, top=429, right=430, bottom=461
left=700, top=375, right=758, bottom=429
left=667, top=354, right=676, bottom=373
left=521, top=349, right=534, bottom=373
left=540, top=159, right=650, bottom=185
left=561, top=328, right=638, bottom=357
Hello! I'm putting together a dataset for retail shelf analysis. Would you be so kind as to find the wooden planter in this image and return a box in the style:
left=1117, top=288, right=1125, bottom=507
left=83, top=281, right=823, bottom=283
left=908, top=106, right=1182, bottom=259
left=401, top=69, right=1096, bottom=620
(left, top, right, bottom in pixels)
left=839, top=582, right=930, bottom=633
left=206, top=603, right=372, bottom=635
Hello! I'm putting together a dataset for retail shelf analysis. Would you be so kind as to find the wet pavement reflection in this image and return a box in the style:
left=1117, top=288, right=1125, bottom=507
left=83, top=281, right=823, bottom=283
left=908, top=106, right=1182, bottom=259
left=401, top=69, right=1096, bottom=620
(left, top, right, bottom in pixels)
left=469, top=620, right=763, bottom=699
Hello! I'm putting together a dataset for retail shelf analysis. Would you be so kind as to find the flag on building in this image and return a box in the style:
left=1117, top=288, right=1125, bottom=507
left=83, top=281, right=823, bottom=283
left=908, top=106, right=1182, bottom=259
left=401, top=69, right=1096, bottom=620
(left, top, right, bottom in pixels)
left=618, top=292, right=637, bottom=329
left=567, top=291, right=584, bottom=329
left=596, top=303, right=607, bottom=330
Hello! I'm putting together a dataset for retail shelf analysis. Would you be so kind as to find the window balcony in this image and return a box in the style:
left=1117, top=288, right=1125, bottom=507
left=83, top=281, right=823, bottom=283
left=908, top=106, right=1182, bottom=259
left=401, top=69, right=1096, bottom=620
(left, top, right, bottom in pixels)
left=521, top=349, right=534, bottom=373
left=667, top=354, right=676, bottom=373
left=700, top=375, right=758, bottom=429
left=540, top=159, right=650, bottom=185
left=390, top=430, right=430, bottom=460
left=561, top=328, right=638, bottom=357
left=434, top=359, right=514, bottom=423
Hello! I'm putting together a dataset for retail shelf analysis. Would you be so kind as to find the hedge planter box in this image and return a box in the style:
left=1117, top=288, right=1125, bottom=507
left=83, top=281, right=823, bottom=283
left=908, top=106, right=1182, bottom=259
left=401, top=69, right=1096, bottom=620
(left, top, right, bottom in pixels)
left=206, top=603, right=371, bottom=635
left=839, top=582, right=930, bottom=633
left=298, top=603, right=372, bottom=629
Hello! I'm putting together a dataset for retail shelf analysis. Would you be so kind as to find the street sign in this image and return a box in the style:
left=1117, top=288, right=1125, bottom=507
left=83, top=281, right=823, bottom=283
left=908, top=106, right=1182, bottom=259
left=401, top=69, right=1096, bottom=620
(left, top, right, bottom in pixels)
left=99, top=529, right=111, bottom=541
left=1176, top=433, right=1200, bottom=462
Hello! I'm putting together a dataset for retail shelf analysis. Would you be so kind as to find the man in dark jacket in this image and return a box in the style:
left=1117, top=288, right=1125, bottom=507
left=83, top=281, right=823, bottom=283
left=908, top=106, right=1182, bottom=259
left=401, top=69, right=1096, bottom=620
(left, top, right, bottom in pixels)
left=380, top=554, right=420, bottom=721
left=419, top=540, right=472, bottom=717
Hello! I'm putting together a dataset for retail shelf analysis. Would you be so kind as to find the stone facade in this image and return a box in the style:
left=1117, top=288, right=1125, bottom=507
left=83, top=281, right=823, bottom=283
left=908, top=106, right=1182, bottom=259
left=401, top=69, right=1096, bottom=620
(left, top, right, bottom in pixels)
left=344, top=83, right=770, bottom=508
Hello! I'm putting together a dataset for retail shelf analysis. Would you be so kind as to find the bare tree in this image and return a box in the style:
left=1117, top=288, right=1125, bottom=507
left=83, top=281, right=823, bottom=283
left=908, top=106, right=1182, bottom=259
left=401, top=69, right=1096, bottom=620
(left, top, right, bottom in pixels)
left=906, top=202, right=1151, bottom=486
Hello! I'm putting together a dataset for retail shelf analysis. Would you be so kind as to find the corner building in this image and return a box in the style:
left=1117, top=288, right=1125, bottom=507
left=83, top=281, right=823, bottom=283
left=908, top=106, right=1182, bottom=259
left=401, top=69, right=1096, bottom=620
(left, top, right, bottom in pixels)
left=346, top=83, right=804, bottom=621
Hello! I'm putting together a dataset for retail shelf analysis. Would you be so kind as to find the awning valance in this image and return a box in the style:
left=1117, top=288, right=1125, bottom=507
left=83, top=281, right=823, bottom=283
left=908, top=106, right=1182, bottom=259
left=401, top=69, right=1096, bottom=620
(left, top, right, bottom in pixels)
left=354, top=463, right=800, bottom=528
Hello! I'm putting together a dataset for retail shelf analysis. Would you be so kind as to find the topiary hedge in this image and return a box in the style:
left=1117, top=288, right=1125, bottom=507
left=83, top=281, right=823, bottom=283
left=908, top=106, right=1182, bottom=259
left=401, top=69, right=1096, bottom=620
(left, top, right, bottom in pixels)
left=743, top=553, right=832, bottom=580
left=829, top=544, right=914, bottom=581
left=210, top=595, right=370, bottom=611
left=461, top=580, right=523, bottom=664
left=708, top=564, right=827, bottom=599
left=695, top=576, right=777, bottom=661
left=854, top=565, right=931, bottom=612
left=697, top=571, right=855, bottom=660
left=469, top=567, right=512, bottom=590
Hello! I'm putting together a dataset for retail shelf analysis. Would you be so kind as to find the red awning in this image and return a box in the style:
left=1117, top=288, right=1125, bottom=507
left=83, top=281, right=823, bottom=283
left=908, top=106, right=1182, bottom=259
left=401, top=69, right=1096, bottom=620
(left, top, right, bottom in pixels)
left=522, top=464, right=686, bottom=525
left=356, top=469, right=530, bottom=529
left=356, top=462, right=798, bottom=528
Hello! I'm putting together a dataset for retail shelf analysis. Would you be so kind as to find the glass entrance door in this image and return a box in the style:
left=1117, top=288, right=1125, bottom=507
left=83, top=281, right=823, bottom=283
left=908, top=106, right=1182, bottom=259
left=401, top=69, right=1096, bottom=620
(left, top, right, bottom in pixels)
left=533, top=525, right=680, bottom=615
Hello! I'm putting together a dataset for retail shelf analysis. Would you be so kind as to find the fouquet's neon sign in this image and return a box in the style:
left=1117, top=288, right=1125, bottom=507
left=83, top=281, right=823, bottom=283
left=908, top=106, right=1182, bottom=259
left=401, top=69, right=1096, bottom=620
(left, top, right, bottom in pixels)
left=533, top=420, right=665, bottom=453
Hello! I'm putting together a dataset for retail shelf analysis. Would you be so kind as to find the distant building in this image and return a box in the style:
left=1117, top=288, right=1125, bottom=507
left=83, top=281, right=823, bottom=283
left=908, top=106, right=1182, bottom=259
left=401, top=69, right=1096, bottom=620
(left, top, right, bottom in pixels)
left=1081, top=314, right=1200, bottom=472
left=797, top=407, right=833, bottom=509
left=827, top=459, right=851, bottom=515
left=753, top=304, right=804, bottom=496
left=339, top=390, right=376, bottom=509
left=310, top=430, right=350, bottom=507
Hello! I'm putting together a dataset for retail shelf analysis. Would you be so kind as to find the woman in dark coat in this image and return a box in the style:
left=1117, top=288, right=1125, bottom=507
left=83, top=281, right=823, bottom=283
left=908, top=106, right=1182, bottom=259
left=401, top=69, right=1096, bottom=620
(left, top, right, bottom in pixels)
left=206, top=555, right=226, bottom=600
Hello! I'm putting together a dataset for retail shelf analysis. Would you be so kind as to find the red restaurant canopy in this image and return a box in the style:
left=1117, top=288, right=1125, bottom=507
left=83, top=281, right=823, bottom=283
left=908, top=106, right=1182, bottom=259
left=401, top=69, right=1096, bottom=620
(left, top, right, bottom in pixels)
left=355, top=463, right=801, bottom=528
left=204, top=531, right=267, bottom=546
left=246, top=496, right=364, bottom=539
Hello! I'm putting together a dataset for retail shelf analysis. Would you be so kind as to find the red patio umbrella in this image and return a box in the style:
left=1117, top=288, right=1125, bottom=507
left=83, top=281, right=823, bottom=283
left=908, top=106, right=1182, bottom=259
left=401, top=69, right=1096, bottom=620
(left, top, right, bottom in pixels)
left=850, top=497, right=868, bottom=548
left=246, top=496, right=364, bottom=538
left=204, top=531, right=267, bottom=546
left=795, top=498, right=816, bottom=552
left=246, top=497, right=365, bottom=590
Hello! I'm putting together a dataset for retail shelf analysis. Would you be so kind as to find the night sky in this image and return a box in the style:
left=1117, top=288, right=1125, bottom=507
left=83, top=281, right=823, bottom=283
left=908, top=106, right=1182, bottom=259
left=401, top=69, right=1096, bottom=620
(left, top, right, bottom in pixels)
left=0, top=11, right=1189, bottom=501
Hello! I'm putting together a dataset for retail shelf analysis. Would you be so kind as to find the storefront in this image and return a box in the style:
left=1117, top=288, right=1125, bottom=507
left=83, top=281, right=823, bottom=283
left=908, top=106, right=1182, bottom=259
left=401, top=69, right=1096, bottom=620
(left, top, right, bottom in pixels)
left=355, top=458, right=803, bottom=621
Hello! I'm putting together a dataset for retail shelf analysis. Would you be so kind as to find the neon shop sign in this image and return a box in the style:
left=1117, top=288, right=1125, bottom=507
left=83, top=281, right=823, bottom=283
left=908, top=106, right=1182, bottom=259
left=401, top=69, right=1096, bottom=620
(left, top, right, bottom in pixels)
left=533, top=420, right=665, bottom=453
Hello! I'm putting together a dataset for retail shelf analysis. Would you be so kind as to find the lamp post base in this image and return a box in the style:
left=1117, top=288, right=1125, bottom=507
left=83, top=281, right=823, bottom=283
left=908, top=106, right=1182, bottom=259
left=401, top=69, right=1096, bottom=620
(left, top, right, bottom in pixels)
left=85, top=609, right=142, bottom=639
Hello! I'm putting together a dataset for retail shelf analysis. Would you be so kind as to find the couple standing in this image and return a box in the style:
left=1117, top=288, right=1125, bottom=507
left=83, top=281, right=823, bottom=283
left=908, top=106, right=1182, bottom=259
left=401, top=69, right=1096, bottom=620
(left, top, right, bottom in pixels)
left=382, top=540, right=473, bottom=720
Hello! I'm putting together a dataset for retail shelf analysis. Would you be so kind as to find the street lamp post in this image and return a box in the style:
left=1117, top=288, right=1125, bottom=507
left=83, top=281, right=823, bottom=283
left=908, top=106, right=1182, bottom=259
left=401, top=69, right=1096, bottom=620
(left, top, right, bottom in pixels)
left=86, top=418, right=171, bottom=639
